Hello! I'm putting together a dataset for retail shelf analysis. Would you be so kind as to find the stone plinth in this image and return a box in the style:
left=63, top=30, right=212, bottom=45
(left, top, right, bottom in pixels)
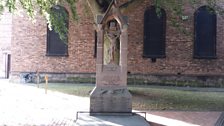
left=90, top=87, right=132, bottom=114
left=75, top=113, right=150, bottom=126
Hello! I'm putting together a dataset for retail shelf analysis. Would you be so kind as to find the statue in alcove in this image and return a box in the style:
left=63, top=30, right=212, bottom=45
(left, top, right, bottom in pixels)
left=90, top=0, right=132, bottom=115
left=104, top=20, right=121, bottom=65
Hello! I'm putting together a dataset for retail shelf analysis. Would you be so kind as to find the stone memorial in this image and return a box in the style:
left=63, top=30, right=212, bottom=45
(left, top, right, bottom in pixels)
left=90, top=0, right=132, bottom=114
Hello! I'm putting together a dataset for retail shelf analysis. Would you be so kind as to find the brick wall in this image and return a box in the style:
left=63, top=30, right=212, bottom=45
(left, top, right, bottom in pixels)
left=0, top=11, right=12, bottom=78
left=10, top=0, right=224, bottom=86
left=11, top=1, right=96, bottom=74
left=125, top=0, right=224, bottom=76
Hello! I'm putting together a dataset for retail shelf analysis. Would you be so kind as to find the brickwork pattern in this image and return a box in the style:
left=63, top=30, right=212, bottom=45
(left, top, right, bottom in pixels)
left=11, top=1, right=96, bottom=73
left=10, top=0, right=224, bottom=82
left=125, top=0, right=224, bottom=76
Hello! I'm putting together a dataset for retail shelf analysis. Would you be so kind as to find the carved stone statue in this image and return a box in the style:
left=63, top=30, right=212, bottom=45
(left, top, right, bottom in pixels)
left=105, top=20, right=121, bottom=64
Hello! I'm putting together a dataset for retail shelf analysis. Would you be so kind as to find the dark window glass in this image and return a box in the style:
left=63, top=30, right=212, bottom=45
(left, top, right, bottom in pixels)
left=94, top=30, right=97, bottom=58
left=95, top=0, right=112, bottom=12
left=47, top=5, right=68, bottom=56
left=143, top=6, right=166, bottom=58
left=194, top=6, right=217, bottom=59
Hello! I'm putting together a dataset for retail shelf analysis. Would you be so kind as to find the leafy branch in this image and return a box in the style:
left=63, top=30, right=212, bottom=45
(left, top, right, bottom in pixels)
left=0, top=0, right=224, bottom=40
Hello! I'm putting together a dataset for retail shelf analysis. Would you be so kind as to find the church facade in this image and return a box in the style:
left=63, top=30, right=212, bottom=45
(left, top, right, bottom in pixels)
left=7, top=0, right=224, bottom=87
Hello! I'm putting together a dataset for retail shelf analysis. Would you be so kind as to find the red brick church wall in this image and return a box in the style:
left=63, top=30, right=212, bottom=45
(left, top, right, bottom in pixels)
left=9, top=0, right=224, bottom=86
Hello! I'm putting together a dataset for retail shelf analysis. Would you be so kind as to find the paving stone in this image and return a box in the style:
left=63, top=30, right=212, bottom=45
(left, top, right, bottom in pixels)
left=0, top=80, right=89, bottom=126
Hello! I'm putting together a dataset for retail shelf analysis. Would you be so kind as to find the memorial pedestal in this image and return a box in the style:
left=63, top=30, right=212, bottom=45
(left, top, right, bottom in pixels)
left=90, top=0, right=131, bottom=116
left=90, top=87, right=132, bottom=114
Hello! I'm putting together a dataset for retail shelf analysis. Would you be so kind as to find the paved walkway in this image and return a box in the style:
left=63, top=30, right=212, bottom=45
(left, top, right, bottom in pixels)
left=0, top=79, right=89, bottom=125
left=0, top=79, right=223, bottom=126
left=146, top=111, right=222, bottom=126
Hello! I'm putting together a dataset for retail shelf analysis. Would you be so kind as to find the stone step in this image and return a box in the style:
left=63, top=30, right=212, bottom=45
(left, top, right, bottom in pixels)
left=75, top=113, right=150, bottom=126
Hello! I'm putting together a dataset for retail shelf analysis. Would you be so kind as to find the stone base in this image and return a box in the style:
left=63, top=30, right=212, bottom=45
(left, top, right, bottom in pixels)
left=90, top=87, right=132, bottom=115
left=75, top=113, right=150, bottom=126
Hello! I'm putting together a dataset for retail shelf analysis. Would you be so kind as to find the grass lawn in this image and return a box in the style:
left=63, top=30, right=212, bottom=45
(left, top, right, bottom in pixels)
left=37, top=83, right=224, bottom=111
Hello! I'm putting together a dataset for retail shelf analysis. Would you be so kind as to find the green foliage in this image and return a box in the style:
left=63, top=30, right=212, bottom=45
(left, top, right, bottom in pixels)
left=1, top=0, right=224, bottom=39
left=1, top=0, right=79, bottom=41
left=150, top=0, right=224, bottom=35
left=49, top=6, right=68, bottom=42
left=67, top=77, right=96, bottom=83
left=0, top=2, right=4, bottom=15
left=39, top=83, right=94, bottom=97
left=19, top=0, right=35, bottom=19
left=38, top=83, right=224, bottom=111
left=129, top=86, right=224, bottom=111
left=64, top=0, right=78, bottom=20
left=5, top=0, right=16, bottom=13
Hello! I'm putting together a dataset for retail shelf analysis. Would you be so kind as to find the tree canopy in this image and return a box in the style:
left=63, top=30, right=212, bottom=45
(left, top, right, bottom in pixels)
left=0, top=0, right=223, bottom=40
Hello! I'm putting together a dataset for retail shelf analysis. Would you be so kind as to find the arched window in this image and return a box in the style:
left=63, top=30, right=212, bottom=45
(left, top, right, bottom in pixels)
left=94, top=30, right=97, bottom=58
left=95, top=0, right=112, bottom=12
left=194, top=6, right=217, bottom=59
left=143, top=6, right=166, bottom=59
left=46, top=5, right=68, bottom=56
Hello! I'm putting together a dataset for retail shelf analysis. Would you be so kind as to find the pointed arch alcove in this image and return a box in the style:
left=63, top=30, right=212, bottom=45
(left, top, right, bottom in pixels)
left=103, top=18, right=121, bottom=65
left=143, top=6, right=166, bottom=59
left=194, top=5, right=217, bottom=59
